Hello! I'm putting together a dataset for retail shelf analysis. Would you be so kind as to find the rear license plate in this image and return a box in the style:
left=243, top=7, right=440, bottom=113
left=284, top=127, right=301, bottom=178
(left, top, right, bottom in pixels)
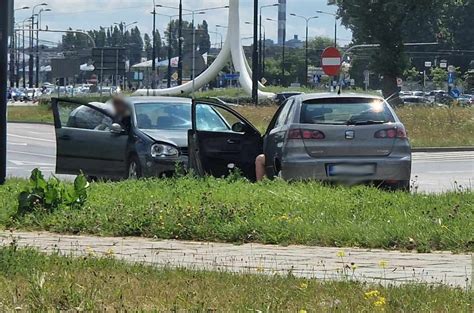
left=327, top=164, right=376, bottom=177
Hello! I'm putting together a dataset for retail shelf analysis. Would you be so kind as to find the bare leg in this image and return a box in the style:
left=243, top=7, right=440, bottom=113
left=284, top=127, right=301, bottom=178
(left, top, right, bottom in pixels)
left=255, top=154, right=266, bottom=181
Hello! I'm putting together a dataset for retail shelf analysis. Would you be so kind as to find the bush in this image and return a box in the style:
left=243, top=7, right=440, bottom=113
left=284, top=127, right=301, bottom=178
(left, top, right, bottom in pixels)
left=17, top=169, right=89, bottom=216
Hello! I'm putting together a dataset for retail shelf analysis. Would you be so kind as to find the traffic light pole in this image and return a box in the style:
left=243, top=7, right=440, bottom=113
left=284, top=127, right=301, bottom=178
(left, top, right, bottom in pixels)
left=251, top=0, right=259, bottom=105
left=0, top=0, right=10, bottom=184
left=177, top=0, right=183, bottom=86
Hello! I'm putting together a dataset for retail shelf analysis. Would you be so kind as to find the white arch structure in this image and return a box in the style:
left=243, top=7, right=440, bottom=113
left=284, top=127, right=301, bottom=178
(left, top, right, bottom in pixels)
left=133, top=0, right=275, bottom=99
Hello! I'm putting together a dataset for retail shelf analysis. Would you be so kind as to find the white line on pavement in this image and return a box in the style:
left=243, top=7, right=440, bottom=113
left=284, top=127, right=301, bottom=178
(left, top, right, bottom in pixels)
left=7, top=133, right=55, bottom=143
left=9, top=150, right=55, bottom=158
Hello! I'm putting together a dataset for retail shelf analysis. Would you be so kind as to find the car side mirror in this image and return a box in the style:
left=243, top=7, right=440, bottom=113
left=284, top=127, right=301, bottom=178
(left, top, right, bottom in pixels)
left=110, top=123, right=125, bottom=134
left=231, top=121, right=247, bottom=133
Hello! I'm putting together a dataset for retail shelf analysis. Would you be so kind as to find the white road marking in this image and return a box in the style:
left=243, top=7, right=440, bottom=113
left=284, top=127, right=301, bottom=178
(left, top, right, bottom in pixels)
left=8, top=142, right=28, bottom=146
left=9, top=150, right=55, bottom=158
left=7, top=133, right=55, bottom=143
left=9, top=160, right=54, bottom=166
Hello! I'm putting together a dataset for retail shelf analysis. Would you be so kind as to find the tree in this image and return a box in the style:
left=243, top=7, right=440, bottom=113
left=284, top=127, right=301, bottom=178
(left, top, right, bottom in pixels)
left=431, top=67, right=448, bottom=89
left=144, top=33, right=152, bottom=60
left=337, top=0, right=440, bottom=102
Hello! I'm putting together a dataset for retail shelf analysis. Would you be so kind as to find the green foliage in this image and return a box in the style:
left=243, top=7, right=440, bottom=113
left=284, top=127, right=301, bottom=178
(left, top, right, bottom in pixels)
left=17, top=169, right=89, bottom=216
left=431, top=67, right=448, bottom=89
left=2, top=177, right=472, bottom=252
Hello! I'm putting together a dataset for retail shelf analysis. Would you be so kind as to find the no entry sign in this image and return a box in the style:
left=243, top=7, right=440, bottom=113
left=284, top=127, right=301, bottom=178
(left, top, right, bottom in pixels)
left=321, top=47, right=342, bottom=76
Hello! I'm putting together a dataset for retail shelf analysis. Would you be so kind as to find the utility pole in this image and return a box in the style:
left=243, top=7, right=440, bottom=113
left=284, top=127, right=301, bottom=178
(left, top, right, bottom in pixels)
left=29, top=14, right=34, bottom=87
left=252, top=0, right=259, bottom=105
left=290, top=14, right=318, bottom=87
left=1, top=0, right=12, bottom=184
left=151, top=1, right=157, bottom=89
left=177, top=0, right=183, bottom=85
left=167, top=18, right=172, bottom=88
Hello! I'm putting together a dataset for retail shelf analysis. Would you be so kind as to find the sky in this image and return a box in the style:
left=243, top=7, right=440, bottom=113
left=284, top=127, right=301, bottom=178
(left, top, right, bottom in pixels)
left=14, top=0, right=352, bottom=47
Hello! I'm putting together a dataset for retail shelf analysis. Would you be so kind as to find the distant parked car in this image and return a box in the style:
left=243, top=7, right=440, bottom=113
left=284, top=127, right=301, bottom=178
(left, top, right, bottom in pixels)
left=274, top=91, right=304, bottom=106
left=401, top=96, right=429, bottom=105
left=458, top=94, right=473, bottom=106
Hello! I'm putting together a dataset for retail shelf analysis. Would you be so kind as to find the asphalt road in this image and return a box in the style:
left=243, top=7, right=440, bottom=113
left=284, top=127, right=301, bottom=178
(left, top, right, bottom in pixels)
left=5, top=123, right=474, bottom=193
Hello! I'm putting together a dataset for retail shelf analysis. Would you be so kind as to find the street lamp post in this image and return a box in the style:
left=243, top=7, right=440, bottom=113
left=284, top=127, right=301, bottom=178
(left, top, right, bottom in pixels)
left=10, top=6, right=29, bottom=87
left=290, top=14, right=318, bottom=87
left=316, top=10, right=337, bottom=47
left=20, top=18, right=31, bottom=88
left=259, top=4, right=278, bottom=82
left=30, top=3, right=47, bottom=88
left=36, top=7, right=51, bottom=88
left=151, top=1, right=157, bottom=89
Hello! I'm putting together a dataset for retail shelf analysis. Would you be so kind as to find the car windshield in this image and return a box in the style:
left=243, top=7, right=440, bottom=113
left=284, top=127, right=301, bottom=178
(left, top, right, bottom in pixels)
left=134, top=102, right=231, bottom=131
left=301, top=98, right=395, bottom=125
left=134, top=102, right=192, bottom=130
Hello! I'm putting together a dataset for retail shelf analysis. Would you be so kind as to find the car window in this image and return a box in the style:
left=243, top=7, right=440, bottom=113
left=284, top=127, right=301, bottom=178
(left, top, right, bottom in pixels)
left=194, top=103, right=251, bottom=133
left=57, top=101, right=113, bottom=131
left=275, top=99, right=294, bottom=128
left=301, top=98, right=395, bottom=125
left=134, top=102, right=191, bottom=130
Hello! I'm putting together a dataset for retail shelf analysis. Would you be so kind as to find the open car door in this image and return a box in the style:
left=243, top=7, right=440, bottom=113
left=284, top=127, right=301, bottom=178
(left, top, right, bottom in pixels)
left=188, top=100, right=263, bottom=180
left=51, top=98, right=129, bottom=178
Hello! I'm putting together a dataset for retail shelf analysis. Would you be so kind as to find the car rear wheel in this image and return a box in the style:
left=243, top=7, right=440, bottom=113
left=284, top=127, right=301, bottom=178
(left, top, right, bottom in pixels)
left=127, top=155, right=142, bottom=179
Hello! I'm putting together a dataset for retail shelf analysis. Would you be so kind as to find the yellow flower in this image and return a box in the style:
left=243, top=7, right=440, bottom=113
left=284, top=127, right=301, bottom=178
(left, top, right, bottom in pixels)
left=298, top=310, right=308, bottom=313
left=364, top=290, right=380, bottom=299
left=105, top=248, right=115, bottom=257
left=337, top=250, right=346, bottom=258
left=378, top=260, right=388, bottom=269
left=85, top=246, right=95, bottom=257
left=299, top=282, right=308, bottom=290
left=374, top=296, right=386, bottom=307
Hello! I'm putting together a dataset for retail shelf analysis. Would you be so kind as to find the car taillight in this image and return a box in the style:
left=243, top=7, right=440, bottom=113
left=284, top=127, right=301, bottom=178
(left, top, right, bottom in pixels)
left=288, top=129, right=325, bottom=140
left=375, top=127, right=407, bottom=139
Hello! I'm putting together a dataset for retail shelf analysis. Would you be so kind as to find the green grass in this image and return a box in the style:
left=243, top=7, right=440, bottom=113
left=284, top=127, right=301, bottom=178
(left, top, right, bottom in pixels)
left=7, top=105, right=54, bottom=124
left=0, top=247, right=471, bottom=312
left=1, top=177, right=473, bottom=252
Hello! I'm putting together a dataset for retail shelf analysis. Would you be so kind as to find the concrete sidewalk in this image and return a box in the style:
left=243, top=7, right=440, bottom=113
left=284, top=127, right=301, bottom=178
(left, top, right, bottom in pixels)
left=1, top=231, right=472, bottom=288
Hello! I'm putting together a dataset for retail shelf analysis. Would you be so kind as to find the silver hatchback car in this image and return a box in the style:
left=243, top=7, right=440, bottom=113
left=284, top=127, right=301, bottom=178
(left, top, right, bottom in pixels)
left=264, top=93, right=412, bottom=190
left=190, top=93, right=412, bottom=190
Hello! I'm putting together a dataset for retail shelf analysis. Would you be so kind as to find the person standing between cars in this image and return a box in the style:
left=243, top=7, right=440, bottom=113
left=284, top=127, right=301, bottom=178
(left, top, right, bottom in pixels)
left=112, top=95, right=131, bottom=131
left=256, top=154, right=266, bottom=181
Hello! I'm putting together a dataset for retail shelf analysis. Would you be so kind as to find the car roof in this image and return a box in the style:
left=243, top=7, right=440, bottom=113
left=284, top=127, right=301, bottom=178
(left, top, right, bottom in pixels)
left=126, top=96, right=192, bottom=104
left=298, top=92, right=384, bottom=102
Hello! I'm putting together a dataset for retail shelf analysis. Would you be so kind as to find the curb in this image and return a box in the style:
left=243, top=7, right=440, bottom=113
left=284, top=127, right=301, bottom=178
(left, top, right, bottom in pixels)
left=412, top=147, right=474, bottom=153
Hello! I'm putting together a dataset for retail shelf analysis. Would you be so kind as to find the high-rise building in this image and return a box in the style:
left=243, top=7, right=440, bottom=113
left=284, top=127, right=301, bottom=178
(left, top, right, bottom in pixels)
left=278, top=0, right=286, bottom=46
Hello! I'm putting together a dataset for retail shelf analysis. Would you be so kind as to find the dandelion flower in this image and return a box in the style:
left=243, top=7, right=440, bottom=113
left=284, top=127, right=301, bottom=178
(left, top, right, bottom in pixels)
left=378, top=260, right=388, bottom=269
left=298, top=310, right=308, bottom=313
left=364, top=290, right=380, bottom=299
left=374, top=296, right=386, bottom=307
left=337, top=251, right=346, bottom=258
left=300, top=282, right=308, bottom=290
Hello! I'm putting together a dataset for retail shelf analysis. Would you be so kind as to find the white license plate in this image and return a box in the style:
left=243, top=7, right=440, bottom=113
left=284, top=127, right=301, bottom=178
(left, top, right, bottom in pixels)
left=328, top=164, right=376, bottom=177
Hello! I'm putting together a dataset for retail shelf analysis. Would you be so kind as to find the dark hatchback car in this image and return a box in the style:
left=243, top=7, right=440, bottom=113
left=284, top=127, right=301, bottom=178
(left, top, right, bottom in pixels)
left=51, top=97, right=260, bottom=179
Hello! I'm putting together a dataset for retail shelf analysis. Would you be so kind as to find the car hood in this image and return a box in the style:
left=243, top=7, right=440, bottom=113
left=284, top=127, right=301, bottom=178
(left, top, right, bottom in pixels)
left=140, top=129, right=188, bottom=147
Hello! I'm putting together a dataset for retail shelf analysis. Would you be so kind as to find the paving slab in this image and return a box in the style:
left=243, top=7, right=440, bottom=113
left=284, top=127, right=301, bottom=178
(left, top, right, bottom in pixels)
left=0, top=231, right=472, bottom=289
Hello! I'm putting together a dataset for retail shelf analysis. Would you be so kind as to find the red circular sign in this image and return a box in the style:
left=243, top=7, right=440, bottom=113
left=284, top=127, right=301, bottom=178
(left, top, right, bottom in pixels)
left=321, top=47, right=342, bottom=76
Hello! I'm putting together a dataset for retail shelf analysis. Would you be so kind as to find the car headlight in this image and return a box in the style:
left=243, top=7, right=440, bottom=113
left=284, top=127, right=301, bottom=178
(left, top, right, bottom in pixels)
left=151, top=143, right=179, bottom=158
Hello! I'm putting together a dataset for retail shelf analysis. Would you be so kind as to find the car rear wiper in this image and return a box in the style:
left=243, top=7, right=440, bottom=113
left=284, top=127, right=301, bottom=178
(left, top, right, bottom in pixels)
left=346, top=120, right=388, bottom=126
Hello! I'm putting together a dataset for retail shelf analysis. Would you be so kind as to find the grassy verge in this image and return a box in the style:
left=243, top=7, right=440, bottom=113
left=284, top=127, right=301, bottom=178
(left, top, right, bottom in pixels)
left=1, top=177, right=473, bottom=252
left=0, top=247, right=471, bottom=312
left=235, top=105, right=474, bottom=147
left=7, top=105, right=54, bottom=124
